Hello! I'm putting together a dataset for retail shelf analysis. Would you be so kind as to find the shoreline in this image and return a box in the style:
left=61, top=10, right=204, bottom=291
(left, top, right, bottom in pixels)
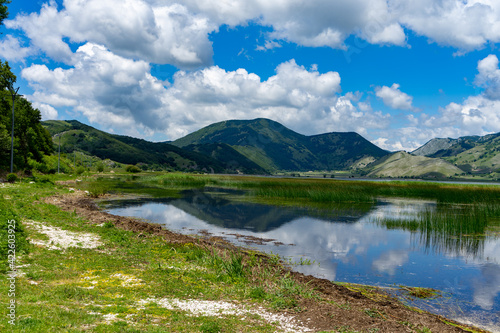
left=45, top=189, right=489, bottom=333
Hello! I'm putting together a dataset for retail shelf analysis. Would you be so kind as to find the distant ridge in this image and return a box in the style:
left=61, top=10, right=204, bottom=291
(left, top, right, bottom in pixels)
left=365, top=151, right=463, bottom=178
left=172, top=118, right=390, bottom=171
left=412, top=132, right=500, bottom=174
left=42, top=120, right=265, bottom=174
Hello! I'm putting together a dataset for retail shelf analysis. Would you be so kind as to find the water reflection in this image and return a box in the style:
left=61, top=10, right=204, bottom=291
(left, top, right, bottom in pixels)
left=102, top=192, right=500, bottom=331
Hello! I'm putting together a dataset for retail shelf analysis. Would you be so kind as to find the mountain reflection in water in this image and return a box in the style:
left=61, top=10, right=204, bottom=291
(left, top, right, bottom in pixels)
left=101, top=191, right=500, bottom=332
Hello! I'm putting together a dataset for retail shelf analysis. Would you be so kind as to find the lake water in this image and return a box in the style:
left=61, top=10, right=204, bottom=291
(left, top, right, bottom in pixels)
left=101, top=189, right=500, bottom=332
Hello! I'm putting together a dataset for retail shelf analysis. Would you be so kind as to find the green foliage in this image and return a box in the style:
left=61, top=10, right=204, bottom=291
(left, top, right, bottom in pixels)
left=207, top=251, right=245, bottom=280
left=96, top=162, right=105, bottom=172
left=41, top=120, right=227, bottom=173
left=0, top=60, right=53, bottom=172
left=184, top=142, right=267, bottom=174
left=6, top=172, right=17, bottom=182
left=172, top=118, right=388, bottom=171
left=86, top=181, right=108, bottom=198
left=0, top=197, right=28, bottom=272
left=76, top=166, right=85, bottom=175
left=0, top=0, right=9, bottom=28
left=125, top=165, right=141, bottom=173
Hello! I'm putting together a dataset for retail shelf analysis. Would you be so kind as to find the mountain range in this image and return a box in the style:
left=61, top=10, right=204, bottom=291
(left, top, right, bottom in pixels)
left=42, top=118, right=500, bottom=179
left=412, top=133, right=500, bottom=174
left=172, top=118, right=388, bottom=172
left=42, top=120, right=265, bottom=174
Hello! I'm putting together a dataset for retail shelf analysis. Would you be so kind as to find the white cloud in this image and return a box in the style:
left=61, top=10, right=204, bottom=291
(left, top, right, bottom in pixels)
left=371, top=54, right=500, bottom=152
left=21, top=47, right=393, bottom=141
left=0, top=35, right=35, bottom=62
left=22, top=43, right=168, bottom=135
left=182, top=0, right=500, bottom=51
left=8, top=0, right=500, bottom=69
left=375, top=83, right=414, bottom=110
left=370, top=93, right=500, bottom=152
left=255, top=40, right=282, bottom=51
left=7, top=0, right=216, bottom=68
left=475, top=54, right=500, bottom=100
left=395, top=0, right=500, bottom=51
left=33, top=102, right=58, bottom=120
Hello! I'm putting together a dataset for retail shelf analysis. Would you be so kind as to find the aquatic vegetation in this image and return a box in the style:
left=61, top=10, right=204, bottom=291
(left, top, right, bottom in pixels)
left=374, top=204, right=499, bottom=257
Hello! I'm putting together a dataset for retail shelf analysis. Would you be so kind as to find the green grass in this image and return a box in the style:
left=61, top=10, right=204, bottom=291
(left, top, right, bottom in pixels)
left=375, top=204, right=500, bottom=256
left=0, top=178, right=320, bottom=332
left=138, top=173, right=500, bottom=205
left=1, top=172, right=493, bottom=332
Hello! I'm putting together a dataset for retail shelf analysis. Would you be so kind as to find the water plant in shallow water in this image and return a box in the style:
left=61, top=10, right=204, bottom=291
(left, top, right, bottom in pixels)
left=375, top=204, right=499, bottom=257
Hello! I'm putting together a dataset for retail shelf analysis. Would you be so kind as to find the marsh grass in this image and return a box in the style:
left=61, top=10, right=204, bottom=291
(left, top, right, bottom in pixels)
left=86, top=181, right=108, bottom=198
left=133, top=174, right=500, bottom=206
left=375, top=204, right=499, bottom=256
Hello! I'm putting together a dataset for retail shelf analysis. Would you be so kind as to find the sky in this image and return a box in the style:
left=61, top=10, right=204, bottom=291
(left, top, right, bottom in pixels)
left=1, top=0, right=500, bottom=151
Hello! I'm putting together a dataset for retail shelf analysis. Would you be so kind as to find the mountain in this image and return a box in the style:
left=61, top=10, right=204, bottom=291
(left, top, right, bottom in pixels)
left=365, top=151, right=464, bottom=179
left=172, top=118, right=389, bottom=171
left=412, top=132, right=500, bottom=174
left=412, top=138, right=458, bottom=157
left=42, top=120, right=264, bottom=173
left=182, top=143, right=267, bottom=174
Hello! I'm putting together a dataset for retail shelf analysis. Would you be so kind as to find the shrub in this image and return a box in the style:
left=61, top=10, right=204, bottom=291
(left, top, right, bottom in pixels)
left=6, top=173, right=17, bottom=183
left=125, top=165, right=141, bottom=173
left=87, top=182, right=108, bottom=198
left=76, top=166, right=85, bottom=175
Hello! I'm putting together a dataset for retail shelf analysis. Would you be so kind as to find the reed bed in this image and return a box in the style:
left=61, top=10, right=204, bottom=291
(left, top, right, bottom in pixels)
left=375, top=205, right=497, bottom=257
left=136, top=173, right=500, bottom=206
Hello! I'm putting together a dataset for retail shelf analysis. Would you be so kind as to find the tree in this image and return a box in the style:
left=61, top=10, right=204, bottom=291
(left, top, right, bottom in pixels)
left=0, top=61, right=53, bottom=171
left=0, top=0, right=10, bottom=30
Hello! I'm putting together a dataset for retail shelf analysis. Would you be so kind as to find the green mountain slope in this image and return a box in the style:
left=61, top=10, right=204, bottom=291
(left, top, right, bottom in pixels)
left=412, top=132, right=500, bottom=174
left=172, top=118, right=389, bottom=171
left=42, top=120, right=263, bottom=173
left=183, top=143, right=267, bottom=174
left=366, top=151, right=464, bottom=179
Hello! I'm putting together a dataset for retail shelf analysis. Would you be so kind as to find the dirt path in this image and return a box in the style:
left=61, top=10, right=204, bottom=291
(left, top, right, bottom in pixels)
left=44, top=191, right=488, bottom=333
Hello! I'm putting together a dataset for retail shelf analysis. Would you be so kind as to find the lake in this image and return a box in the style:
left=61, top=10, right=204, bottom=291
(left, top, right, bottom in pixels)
left=101, top=188, right=500, bottom=332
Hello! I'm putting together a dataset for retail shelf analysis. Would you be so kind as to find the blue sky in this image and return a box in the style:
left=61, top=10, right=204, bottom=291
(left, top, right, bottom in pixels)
left=2, top=0, right=500, bottom=151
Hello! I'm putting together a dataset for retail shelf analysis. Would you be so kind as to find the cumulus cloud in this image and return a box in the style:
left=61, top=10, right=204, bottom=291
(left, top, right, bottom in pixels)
left=395, top=0, right=500, bottom=51
left=7, top=0, right=500, bottom=69
left=370, top=53, right=500, bottom=152
left=7, top=0, right=215, bottom=68
left=375, top=83, right=414, bottom=110
left=372, top=95, right=500, bottom=152
left=22, top=43, right=168, bottom=135
left=182, top=0, right=499, bottom=51
left=0, top=35, right=35, bottom=62
left=33, top=102, right=58, bottom=120
left=21, top=46, right=393, bottom=140
left=474, top=54, right=500, bottom=100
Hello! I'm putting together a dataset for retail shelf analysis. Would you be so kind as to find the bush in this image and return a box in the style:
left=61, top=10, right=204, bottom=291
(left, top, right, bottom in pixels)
left=87, top=182, right=108, bottom=198
left=6, top=173, right=17, bottom=183
left=125, top=165, right=141, bottom=173
left=75, top=166, right=85, bottom=175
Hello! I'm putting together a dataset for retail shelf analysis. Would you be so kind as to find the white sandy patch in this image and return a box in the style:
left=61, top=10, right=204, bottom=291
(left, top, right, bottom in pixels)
left=138, top=298, right=312, bottom=332
left=24, top=220, right=102, bottom=250
left=102, top=313, right=119, bottom=324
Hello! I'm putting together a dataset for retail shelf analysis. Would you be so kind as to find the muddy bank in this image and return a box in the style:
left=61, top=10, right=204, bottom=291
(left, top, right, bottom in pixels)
left=44, top=191, right=487, bottom=333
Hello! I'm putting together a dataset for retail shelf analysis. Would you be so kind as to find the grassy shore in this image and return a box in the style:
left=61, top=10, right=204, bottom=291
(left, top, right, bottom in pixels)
left=0, top=172, right=494, bottom=332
